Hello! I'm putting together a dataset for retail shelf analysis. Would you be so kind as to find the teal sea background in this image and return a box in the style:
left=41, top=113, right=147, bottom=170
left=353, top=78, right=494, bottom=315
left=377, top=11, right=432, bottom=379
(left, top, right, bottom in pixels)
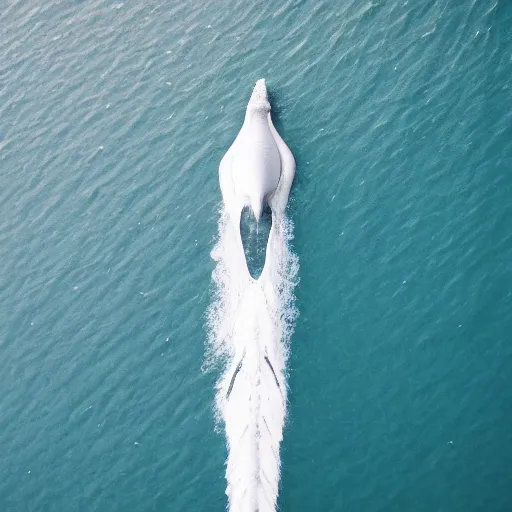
left=1, top=0, right=511, bottom=511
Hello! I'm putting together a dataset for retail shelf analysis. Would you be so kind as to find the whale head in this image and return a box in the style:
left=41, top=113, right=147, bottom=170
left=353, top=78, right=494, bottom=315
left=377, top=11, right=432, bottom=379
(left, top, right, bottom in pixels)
left=247, top=78, right=271, bottom=116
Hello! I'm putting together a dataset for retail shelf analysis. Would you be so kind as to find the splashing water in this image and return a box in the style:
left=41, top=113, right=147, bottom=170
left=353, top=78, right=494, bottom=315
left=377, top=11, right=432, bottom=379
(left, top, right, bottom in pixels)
left=206, top=202, right=298, bottom=512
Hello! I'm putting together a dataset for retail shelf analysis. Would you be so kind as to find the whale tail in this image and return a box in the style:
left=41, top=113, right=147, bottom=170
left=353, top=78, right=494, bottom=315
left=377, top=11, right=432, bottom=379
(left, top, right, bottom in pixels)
left=250, top=194, right=264, bottom=222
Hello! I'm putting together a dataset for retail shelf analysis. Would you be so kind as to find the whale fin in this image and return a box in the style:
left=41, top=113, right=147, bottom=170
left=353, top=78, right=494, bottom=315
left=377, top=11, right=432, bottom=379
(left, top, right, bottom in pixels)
left=267, top=114, right=295, bottom=214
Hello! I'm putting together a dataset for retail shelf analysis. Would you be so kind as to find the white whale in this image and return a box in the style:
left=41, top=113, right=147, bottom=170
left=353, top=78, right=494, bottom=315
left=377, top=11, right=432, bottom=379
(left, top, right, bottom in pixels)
left=214, top=79, right=298, bottom=512
left=219, top=78, right=295, bottom=228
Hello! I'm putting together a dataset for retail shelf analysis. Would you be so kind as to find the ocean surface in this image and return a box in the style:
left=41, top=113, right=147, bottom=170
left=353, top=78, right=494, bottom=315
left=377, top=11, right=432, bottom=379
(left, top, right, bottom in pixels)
left=1, top=0, right=511, bottom=511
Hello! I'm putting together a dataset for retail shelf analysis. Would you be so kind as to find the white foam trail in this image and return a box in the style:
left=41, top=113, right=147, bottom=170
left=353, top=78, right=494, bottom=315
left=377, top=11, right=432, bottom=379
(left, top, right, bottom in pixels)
left=206, top=205, right=298, bottom=512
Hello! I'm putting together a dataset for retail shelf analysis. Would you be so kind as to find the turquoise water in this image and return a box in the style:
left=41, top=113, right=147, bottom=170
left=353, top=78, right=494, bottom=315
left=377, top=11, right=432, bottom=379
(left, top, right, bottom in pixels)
left=239, top=205, right=273, bottom=279
left=1, top=0, right=511, bottom=511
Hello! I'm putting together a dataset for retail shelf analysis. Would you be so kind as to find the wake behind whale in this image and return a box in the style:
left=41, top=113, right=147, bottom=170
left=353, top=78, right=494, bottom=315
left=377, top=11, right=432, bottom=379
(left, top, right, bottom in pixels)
left=206, top=79, right=298, bottom=512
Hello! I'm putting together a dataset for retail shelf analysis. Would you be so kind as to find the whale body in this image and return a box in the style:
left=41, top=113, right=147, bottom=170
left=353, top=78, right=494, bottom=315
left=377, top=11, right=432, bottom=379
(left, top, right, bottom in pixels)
left=214, top=79, right=297, bottom=512
left=219, top=79, right=295, bottom=227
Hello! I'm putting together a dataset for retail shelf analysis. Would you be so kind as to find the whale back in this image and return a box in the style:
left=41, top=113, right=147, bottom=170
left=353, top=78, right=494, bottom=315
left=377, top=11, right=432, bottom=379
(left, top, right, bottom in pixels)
left=230, top=80, right=281, bottom=218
